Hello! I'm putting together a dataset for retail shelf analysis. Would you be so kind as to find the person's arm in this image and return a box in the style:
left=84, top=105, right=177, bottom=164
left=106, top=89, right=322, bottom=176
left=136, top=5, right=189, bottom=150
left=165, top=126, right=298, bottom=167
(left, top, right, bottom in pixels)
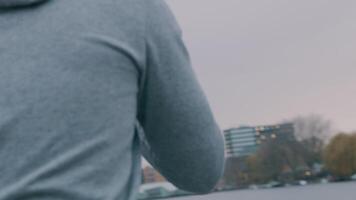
left=137, top=0, right=225, bottom=194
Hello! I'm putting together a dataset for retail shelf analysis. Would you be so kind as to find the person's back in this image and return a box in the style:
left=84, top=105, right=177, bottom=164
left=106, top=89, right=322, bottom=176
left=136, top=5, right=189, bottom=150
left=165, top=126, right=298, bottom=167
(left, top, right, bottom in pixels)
left=0, top=0, right=225, bottom=199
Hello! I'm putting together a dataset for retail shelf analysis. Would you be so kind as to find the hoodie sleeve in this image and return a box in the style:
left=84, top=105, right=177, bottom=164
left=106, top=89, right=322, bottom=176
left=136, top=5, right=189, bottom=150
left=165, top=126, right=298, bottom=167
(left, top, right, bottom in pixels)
left=136, top=0, right=225, bottom=194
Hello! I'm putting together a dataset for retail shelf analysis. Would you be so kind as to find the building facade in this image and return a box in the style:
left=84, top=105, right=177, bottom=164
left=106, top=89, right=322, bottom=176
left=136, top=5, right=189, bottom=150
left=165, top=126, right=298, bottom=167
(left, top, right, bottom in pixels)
left=224, top=123, right=295, bottom=157
left=224, top=126, right=258, bottom=157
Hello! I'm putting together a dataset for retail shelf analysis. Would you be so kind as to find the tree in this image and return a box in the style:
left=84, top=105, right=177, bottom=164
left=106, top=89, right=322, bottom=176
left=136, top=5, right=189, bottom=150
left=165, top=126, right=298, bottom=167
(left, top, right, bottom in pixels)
left=291, top=114, right=332, bottom=141
left=353, top=134, right=356, bottom=173
left=288, top=114, right=333, bottom=162
left=247, top=139, right=311, bottom=183
left=323, top=133, right=356, bottom=179
left=223, top=156, right=255, bottom=188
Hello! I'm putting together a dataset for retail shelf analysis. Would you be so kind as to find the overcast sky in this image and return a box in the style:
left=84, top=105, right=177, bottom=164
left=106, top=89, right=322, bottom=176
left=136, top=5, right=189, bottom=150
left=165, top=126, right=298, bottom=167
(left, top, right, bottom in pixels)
left=167, top=0, right=356, bottom=133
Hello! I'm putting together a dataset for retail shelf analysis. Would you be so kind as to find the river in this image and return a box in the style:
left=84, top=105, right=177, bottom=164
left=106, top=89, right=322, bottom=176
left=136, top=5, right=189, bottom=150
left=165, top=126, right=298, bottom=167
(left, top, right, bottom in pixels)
left=162, top=182, right=356, bottom=200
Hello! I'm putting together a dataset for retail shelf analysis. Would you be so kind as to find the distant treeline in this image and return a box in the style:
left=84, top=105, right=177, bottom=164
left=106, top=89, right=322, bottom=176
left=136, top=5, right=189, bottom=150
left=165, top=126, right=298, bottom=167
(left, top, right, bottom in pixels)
left=222, top=115, right=356, bottom=188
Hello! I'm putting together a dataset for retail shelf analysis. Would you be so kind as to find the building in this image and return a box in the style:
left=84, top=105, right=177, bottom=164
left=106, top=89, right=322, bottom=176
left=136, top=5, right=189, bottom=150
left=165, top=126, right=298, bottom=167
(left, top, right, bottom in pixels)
left=142, top=166, right=166, bottom=184
left=255, top=123, right=295, bottom=144
left=224, top=126, right=258, bottom=157
left=224, top=123, right=295, bottom=157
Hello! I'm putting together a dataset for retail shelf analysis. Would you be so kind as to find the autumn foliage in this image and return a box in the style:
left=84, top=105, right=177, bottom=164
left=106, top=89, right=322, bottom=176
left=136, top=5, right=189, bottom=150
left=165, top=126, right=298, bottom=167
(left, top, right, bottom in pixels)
left=323, top=133, right=356, bottom=178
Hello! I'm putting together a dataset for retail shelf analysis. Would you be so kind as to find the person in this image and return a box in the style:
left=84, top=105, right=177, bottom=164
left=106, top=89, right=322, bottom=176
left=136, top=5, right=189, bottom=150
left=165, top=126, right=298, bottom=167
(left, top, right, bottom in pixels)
left=0, top=0, right=225, bottom=199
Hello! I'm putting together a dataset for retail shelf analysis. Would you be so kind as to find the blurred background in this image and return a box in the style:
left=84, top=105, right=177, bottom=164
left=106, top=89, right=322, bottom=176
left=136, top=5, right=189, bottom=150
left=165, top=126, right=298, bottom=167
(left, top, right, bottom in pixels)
left=139, top=0, right=356, bottom=199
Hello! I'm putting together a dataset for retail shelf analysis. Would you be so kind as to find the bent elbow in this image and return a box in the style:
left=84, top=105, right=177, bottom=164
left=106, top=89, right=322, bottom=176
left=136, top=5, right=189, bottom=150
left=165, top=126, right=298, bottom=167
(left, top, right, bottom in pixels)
left=168, top=134, right=226, bottom=194
left=189, top=144, right=225, bottom=194
left=149, top=124, right=226, bottom=194
left=185, top=158, right=225, bottom=194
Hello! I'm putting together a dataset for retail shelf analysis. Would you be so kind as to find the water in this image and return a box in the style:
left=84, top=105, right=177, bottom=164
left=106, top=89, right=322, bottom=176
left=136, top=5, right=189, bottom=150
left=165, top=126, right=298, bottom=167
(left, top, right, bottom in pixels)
left=162, top=182, right=356, bottom=200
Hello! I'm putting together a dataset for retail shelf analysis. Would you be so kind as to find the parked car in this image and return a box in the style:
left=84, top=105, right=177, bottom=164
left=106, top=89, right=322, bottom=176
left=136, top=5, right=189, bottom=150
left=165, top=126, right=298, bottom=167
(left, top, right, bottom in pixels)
left=351, top=174, right=356, bottom=181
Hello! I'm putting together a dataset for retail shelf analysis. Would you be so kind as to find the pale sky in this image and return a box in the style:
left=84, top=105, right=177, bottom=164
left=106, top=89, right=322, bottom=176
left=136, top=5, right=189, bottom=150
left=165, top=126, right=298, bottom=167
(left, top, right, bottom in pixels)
left=167, top=0, right=356, bottom=133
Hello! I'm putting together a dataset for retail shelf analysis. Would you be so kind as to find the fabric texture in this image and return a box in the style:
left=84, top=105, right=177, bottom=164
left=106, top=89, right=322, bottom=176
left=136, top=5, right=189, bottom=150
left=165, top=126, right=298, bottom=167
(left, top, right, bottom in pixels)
left=0, top=0, right=225, bottom=199
left=0, top=0, right=48, bottom=7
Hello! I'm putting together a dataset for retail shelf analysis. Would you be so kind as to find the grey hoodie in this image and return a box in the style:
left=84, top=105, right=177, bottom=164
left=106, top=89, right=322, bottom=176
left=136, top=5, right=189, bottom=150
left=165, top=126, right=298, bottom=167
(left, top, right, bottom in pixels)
left=0, top=0, right=225, bottom=199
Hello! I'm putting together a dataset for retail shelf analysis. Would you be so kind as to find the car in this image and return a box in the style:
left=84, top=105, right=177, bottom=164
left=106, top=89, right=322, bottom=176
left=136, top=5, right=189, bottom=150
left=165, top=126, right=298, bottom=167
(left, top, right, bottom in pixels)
left=351, top=174, right=356, bottom=181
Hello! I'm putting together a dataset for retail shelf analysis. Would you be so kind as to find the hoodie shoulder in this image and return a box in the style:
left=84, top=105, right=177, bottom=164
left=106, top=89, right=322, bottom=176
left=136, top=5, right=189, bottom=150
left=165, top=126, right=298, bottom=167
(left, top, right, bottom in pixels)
left=144, top=0, right=182, bottom=39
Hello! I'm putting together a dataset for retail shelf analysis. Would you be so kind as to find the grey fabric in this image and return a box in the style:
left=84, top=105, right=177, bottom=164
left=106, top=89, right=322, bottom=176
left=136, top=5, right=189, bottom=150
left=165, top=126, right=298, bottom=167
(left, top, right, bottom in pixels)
left=0, top=0, right=225, bottom=199
left=0, top=0, right=48, bottom=7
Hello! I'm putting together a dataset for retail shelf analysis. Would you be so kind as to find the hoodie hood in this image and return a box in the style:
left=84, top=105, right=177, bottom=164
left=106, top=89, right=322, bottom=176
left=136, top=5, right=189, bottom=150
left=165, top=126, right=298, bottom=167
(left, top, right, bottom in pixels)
left=0, top=0, right=48, bottom=8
